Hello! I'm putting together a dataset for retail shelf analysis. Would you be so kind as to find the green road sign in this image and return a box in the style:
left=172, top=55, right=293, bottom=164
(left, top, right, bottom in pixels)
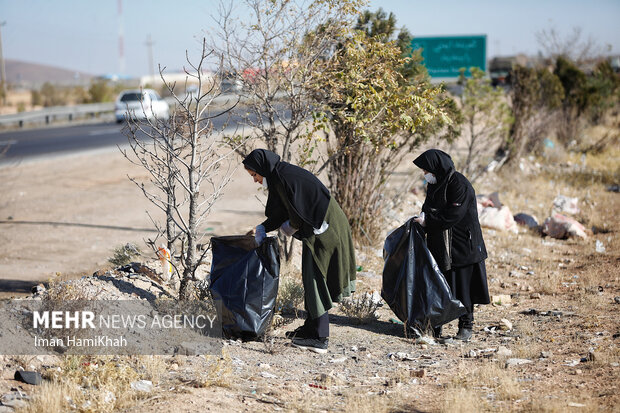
left=411, top=35, right=486, bottom=78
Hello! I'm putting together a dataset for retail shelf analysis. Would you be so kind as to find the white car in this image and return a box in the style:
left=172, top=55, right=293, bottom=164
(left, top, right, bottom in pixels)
left=115, top=89, right=170, bottom=123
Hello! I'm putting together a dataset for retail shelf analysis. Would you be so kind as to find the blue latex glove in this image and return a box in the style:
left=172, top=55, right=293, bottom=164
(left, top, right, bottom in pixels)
left=255, top=224, right=266, bottom=244
left=280, top=220, right=298, bottom=237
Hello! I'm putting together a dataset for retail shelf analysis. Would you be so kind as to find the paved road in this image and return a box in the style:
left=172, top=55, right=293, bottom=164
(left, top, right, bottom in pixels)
left=0, top=114, right=243, bottom=163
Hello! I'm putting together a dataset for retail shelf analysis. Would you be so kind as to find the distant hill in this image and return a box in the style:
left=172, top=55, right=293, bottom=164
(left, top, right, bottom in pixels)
left=5, top=59, right=94, bottom=88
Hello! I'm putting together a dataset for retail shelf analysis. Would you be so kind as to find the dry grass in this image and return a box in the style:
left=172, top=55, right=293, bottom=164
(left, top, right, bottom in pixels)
left=288, top=387, right=404, bottom=413
left=276, top=277, right=305, bottom=316
left=338, top=294, right=380, bottom=324
left=444, top=361, right=523, bottom=412
left=194, top=350, right=233, bottom=388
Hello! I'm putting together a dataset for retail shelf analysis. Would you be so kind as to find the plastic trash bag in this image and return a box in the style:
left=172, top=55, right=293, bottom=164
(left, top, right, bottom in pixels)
left=209, top=235, right=280, bottom=340
left=381, top=219, right=466, bottom=335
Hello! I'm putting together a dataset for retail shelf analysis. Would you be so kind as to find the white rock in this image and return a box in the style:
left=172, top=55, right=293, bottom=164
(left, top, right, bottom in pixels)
left=505, top=358, right=532, bottom=367
left=131, top=380, right=153, bottom=392
left=497, top=346, right=512, bottom=357
left=500, top=319, right=513, bottom=331
left=329, top=356, right=347, bottom=364
left=260, top=371, right=278, bottom=379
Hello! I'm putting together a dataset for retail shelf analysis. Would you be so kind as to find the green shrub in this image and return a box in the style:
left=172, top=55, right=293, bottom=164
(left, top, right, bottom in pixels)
left=108, top=243, right=141, bottom=267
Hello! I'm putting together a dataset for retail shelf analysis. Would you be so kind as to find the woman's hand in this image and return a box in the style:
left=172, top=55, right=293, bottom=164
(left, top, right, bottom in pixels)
left=280, top=220, right=298, bottom=237
left=253, top=225, right=266, bottom=244
left=413, top=212, right=426, bottom=227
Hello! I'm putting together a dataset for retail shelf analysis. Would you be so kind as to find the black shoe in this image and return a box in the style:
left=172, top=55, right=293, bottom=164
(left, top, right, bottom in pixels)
left=432, top=326, right=442, bottom=338
left=292, top=337, right=328, bottom=354
left=285, top=324, right=310, bottom=339
left=454, top=327, right=472, bottom=341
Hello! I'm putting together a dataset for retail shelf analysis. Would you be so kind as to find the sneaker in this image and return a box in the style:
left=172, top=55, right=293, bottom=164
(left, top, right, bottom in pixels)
left=285, top=324, right=310, bottom=339
left=454, top=327, right=472, bottom=341
left=292, top=337, right=329, bottom=354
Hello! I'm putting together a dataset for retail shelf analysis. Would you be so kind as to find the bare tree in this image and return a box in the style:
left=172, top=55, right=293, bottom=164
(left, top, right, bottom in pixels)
left=535, top=26, right=605, bottom=63
left=121, top=39, right=239, bottom=299
left=454, top=67, right=511, bottom=182
left=208, top=0, right=364, bottom=258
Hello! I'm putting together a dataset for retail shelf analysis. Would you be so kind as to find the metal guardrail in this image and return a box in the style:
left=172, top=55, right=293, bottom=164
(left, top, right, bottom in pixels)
left=0, top=102, right=115, bottom=128
left=0, top=94, right=248, bottom=129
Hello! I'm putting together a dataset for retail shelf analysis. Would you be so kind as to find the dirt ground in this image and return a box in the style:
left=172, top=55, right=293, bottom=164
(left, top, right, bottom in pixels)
left=0, top=139, right=618, bottom=412
left=0, top=146, right=265, bottom=293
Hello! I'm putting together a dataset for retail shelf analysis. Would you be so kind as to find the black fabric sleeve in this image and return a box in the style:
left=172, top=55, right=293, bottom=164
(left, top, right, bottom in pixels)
left=261, top=190, right=288, bottom=232
left=423, top=180, right=469, bottom=231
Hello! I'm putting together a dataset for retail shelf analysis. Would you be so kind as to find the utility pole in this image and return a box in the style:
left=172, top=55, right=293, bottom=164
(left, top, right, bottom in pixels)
left=145, top=34, right=155, bottom=79
left=0, top=22, right=7, bottom=105
left=118, top=0, right=125, bottom=75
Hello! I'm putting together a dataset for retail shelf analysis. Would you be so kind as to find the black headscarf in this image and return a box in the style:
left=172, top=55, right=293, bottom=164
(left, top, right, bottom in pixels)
left=413, top=149, right=456, bottom=208
left=243, top=149, right=330, bottom=229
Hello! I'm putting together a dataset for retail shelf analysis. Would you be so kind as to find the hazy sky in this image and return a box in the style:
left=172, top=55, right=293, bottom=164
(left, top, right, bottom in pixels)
left=1, top=0, right=619, bottom=78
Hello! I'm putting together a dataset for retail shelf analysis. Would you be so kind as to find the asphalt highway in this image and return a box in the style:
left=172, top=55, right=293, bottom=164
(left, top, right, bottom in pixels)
left=0, top=114, right=239, bottom=163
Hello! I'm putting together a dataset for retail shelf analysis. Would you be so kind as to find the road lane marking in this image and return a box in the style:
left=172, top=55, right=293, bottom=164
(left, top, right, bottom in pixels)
left=88, top=129, right=120, bottom=136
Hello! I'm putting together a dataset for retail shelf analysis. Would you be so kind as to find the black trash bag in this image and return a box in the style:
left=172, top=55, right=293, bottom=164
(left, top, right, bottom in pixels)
left=209, top=235, right=280, bottom=340
left=381, top=218, right=466, bottom=335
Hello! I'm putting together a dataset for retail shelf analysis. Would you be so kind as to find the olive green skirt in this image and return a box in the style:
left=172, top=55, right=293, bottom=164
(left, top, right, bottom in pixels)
left=301, top=197, right=356, bottom=319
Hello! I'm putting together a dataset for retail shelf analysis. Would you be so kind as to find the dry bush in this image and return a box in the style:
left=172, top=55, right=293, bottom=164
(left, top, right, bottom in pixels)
left=16, top=382, right=75, bottom=413
left=441, top=387, right=487, bottom=413
left=276, top=277, right=305, bottom=316
left=289, top=387, right=403, bottom=413
left=194, top=350, right=233, bottom=388
left=33, top=355, right=144, bottom=412
left=338, top=294, right=379, bottom=325
left=108, top=243, right=141, bottom=267
left=445, top=361, right=522, bottom=411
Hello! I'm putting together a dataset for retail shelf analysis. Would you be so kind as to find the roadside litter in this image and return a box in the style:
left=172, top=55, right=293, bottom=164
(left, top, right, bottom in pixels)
left=552, top=195, right=580, bottom=215
left=542, top=213, right=588, bottom=239
left=381, top=218, right=466, bottom=337
left=209, top=235, right=280, bottom=340
left=513, top=213, right=540, bottom=230
left=477, top=192, right=518, bottom=233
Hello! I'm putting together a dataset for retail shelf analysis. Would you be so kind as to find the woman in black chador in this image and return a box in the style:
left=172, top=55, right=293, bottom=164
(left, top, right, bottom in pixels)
left=243, top=149, right=356, bottom=353
left=413, top=149, right=490, bottom=341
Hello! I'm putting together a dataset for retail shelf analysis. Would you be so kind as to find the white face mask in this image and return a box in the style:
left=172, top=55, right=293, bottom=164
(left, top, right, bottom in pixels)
left=424, top=173, right=437, bottom=184
left=262, top=178, right=268, bottom=189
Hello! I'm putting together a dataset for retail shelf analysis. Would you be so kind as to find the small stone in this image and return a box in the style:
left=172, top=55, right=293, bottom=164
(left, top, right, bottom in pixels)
left=497, top=346, right=512, bottom=357
left=130, top=380, right=153, bottom=392
left=575, top=369, right=583, bottom=375
left=568, top=402, right=586, bottom=407
left=492, top=294, right=511, bottom=305
left=499, top=319, right=513, bottom=331
left=614, top=296, right=620, bottom=304
left=505, top=358, right=532, bottom=367
left=2, top=398, right=28, bottom=409
left=586, top=351, right=597, bottom=362
left=410, top=369, right=425, bottom=378
left=258, top=363, right=271, bottom=369
left=540, top=351, right=552, bottom=358
left=530, top=293, right=541, bottom=299
left=466, top=350, right=477, bottom=358
left=350, top=346, right=358, bottom=352
left=260, top=371, right=278, bottom=379
left=329, top=356, right=347, bottom=364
